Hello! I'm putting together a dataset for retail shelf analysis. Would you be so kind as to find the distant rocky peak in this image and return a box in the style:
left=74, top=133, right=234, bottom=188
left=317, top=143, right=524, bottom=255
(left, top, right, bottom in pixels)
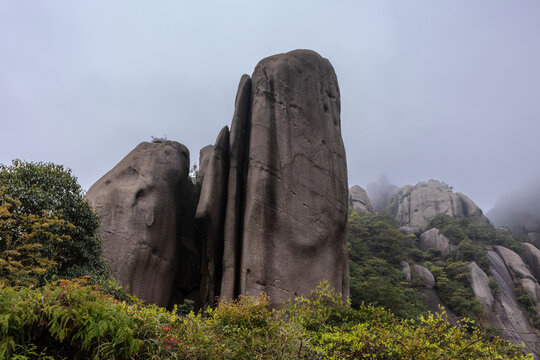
left=388, top=179, right=489, bottom=233
left=348, top=185, right=373, bottom=214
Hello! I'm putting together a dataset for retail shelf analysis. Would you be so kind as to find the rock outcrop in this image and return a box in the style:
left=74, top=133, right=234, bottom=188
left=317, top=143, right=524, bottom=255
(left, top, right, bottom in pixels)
left=239, top=49, right=349, bottom=304
left=87, top=50, right=349, bottom=308
left=494, top=245, right=540, bottom=304
left=523, top=243, right=540, bottom=283
left=418, top=228, right=452, bottom=256
left=196, top=127, right=230, bottom=307
left=388, top=180, right=489, bottom=233
left=487, top=250, right=540, bottom=355
left=86, top=140, right=197, bottom=307
left=220, top=74, right=252, bottom=300
left=349, top=185, right=373, bottom=214
left=467, top=262, right=494, bottom=308
left=411, top=264, right=436, bottom=289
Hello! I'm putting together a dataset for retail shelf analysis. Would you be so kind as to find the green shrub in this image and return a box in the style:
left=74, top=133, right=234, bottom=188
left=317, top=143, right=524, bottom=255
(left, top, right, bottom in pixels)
left=0, top=279, right=532, bottom=359
left=0, top=161, right=108, bottom=285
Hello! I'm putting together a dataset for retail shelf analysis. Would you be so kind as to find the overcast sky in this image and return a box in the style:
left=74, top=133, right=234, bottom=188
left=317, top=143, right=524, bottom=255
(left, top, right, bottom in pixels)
left=1, top=0, right=539, bottom=212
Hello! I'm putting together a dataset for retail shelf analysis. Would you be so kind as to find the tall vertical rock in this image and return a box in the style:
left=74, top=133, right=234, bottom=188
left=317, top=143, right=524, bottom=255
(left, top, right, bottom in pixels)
left=196, top=127, right=230, bottom=307
left=239, top=49, right=349, bottom=304
left=220, top=75, right=252, bottom=300
left=87, top=50, right=350, bottom=309
left=86, top=140, right=196, bottom=307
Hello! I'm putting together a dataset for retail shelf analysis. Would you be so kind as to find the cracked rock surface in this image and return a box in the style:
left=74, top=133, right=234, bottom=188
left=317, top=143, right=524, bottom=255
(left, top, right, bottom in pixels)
left=86, top=140, right=196, bottom=307
left=239, top=50, right=349, bottom=305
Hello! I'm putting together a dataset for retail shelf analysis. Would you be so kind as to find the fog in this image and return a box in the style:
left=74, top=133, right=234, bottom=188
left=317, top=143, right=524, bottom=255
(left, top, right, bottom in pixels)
left=1, top=1, right=539, bottom=213
left=488, top=178, right=540, bottom=231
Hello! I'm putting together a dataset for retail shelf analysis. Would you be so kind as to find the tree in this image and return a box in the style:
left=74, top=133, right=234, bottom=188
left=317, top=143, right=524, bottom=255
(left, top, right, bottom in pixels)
left=0, top=160, right=107, bottom=285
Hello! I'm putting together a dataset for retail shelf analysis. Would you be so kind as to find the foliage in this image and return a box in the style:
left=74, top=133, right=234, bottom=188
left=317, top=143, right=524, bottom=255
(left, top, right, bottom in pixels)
left=347, top=210, right=426, bottom=318
left=285, top=283, right=531, bottom=360
left=0, top=160, right=108, bottom=285
left=0, top=187, right=75, bottom=287
left=1, top=280, right=531, bottom=359
left=423, top=214, right=523, bottom=319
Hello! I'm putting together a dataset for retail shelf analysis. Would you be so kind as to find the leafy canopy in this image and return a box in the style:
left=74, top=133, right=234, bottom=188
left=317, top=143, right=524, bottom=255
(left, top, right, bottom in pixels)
left=0, top=160, right=107, bottom=286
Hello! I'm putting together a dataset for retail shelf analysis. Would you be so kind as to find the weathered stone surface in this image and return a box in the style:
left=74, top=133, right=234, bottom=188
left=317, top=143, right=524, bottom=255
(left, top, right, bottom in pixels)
left=220, top=75, right=252, bottom=300
left=400, top=261, right=411, bottom=282
left=467, top=262, right=494, bottom=308
left=196, top=127, right=230, bottom=307
left=522, top=243, right=540, bottom=283
left=348, top=185, right=373, bottom=214
left=494, top=245, right=540, bottom=303
left=487, top=251, right=540, bottom=355
left=240, top=49, right=349, bottom=305
left=418, top=228, right=451, bottom=257
left=389, top=180, right=489, bottom=232
left=196, top=145, right=213, bottom=187
left=412, top=264, right=436, bottom=289
left=86, top=140, right=196, bottom=307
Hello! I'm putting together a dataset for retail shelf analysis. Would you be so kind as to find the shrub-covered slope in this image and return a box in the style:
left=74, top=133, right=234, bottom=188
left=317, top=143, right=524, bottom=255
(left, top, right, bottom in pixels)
left=0, top=279, right=532, bottom=359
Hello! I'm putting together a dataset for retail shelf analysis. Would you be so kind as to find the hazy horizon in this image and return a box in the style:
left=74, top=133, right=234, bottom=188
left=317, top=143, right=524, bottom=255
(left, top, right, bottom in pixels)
left=1, top=1, right=539, bottom=213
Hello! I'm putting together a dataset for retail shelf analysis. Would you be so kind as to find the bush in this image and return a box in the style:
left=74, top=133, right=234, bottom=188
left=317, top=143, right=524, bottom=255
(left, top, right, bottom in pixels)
left=0, top=279, right=532, bottom=359
left=0, top=160, right=108, bottom=285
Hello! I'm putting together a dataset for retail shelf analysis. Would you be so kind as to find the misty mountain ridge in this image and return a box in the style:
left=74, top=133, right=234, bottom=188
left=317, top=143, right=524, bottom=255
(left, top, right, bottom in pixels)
left=349, top=179, right=540, bottom=356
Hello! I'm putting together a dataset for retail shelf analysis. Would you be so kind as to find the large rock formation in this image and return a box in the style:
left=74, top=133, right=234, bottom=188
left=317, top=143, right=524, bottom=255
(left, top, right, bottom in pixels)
left=86, top=140, right=197, bottom=307
left=238, top=50, right=349, bottom=304
left=196, top=127, right=230, bottom=307
left=220, top=74, right=252, bottom=300
left=87, top=50, right=349, bottom=308
left=494, top=245, right=540, bottom=304
left=349, top=185, right=373, bottom=214
left=388, top=180, right=489, bottom=232
left=486, top=250, right=540, bottom=355
left=523, top=242, right=540, bottom=283
left=467, top=262, right=494, bottom=308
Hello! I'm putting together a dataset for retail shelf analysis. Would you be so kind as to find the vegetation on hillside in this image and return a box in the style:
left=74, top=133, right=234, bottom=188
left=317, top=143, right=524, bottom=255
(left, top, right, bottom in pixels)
left=0, top=279, right=532, bottom=359
left=347, top=211, right=426, bottom=318
left=347, top=209, right=527, bottom=324
left=0, top=160, right=108, bottom=286
left=0, top=161, right=535, bottom=358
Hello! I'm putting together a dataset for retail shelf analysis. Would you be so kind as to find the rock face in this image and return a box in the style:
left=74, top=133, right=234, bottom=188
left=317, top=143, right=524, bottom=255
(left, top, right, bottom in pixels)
left=467, top=262, right=494, bottom=308
left=239, top=49, right=349, bottom=304
left=522, top=243, right=540, bottom=283
left=86, top=50, right=349, bottom=309
left=494, top=245, right=540, bottom=304
left=411, top=264, right=436, bottom=289
left=86, top=140, right=196, bottom=307
left=349, top=185, right=373, bottom=214
left=487, top=250, right=540, bottom=355
left=196, top=127, right=230, bottom=307
left=418, top=228, right=452, bottom=256
left=389, top=180, right=489, bottom=232
left=220, top=74, right=252, bottom=300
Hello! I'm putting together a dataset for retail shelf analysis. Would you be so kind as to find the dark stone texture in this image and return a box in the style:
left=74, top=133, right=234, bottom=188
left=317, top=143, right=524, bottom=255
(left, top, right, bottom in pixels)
left=239, top=49, right=349, bottom=305
left=86, top=140, right=196, bottom=307
left=196, top=127, right=230, bottom=307
left=221, top=75, right=252, bottom=300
